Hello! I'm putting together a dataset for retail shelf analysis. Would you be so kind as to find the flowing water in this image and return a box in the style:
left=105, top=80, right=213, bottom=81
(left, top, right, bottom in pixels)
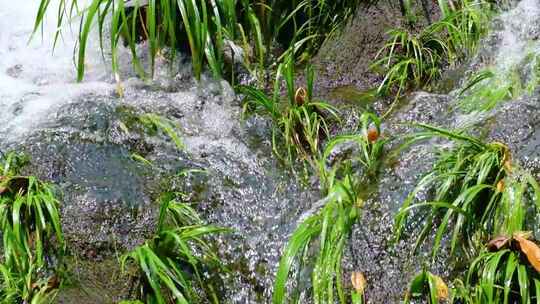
left=1, top=0, right=540, bottom=303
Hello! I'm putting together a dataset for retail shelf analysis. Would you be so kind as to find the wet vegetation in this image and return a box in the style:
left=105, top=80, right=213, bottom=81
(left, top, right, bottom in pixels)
left=7, top=0, right=540, bottom=303
left=33, top=0, right=364, bottom=82
left=121, top=197, right=227, bottom=303
left=395, top=124, right=511, bottom=258
left=373, top=0, right=493, bottom=116
left=0, top=152, right=65, bottom=303
left=239, top=56, right=339, bottom=166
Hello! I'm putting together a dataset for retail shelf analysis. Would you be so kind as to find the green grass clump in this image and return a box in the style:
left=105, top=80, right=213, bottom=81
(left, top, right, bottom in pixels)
left=239, top=55, right=339, bottom=166
left=121, top=197, right=228, bottom=304
left=458, top=68, right=523, bottom=112
left=0, top=152, right=66, bottom=303
left=394, top=124, right=509, bottom=259
left=317, top=112, right=384, bottom=191
left=373, top=0, right=492, bottom=115
left=34, top=0, right=362, bottom=83
left=373, top=24, right=450, bottom=98
left=395, top=124, right=540, bottom=260
left=460, top=244, right=540, bottom=303
left=394, top=124, right=540, bottom=303
left=453, top=173, right=540, bottom=304
left=273, top=175, right=362, bottom=304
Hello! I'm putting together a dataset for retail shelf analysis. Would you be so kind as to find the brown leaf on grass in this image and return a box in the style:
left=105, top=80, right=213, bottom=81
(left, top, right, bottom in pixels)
left=433, top=275, right=449, bottom=300
left=46, top=275, right=60, bottom=291
left=496, top=179, right=505, bottom=193
left=367, top=127, right=379, bottom=143
left=487, top=236, right=510, bottom=251
left=295, top=87, right=307, bottom=106
left=351, top=272, right=367, bottom=294
left=514, top=233, right=540, bottom=273
left=495, top=141, right=513, bottom=172
left=504, top=159, right=513, bottom=172
left=0, top=176, right=6, bottom=194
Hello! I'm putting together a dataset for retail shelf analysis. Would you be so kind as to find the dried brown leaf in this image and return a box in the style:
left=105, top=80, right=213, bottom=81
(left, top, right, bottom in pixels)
left=295, top=87, right=307, bottom=106
left=433, top=275, right=449, bottom=300
left=351, top=272, right=367, bottom=294
left=514, top=234, right=540, bottom=272
left=367, top=128, right=379, bottom=143
left=6, top=177, right=29, bottom=195
left=496, top=179, right=505, bottom=193
left=487, top=236, right=510, bottom=251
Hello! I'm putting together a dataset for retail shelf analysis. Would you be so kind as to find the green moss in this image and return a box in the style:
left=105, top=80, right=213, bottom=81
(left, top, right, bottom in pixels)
left=58, top=257, right=133, bottom=303
left=328, top=86, right=378, bottom=108
left=458, top=67, right=524, bottom=112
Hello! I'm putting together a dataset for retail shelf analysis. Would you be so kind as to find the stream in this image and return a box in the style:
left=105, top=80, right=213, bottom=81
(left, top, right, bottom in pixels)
left=1, top=0, right=540, bottom=303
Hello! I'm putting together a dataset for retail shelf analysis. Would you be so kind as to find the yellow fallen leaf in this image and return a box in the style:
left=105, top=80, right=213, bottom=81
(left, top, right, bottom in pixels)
left=433, top=275, right=449, bottom=300
left=496, top=179, right=505, bottom=193
left=504, top=159, right=513, bottom=172
left=351, top=272, right=367, bottom=294
left=514, top=234, right=540, bottom=272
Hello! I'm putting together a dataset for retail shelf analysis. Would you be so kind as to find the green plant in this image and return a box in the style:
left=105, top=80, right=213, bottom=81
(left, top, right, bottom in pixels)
left=458, top=68, right=523, bottom=113
left=458, top=70, right=495, bottom=97
left=395, top=124, right=540, bottom=261
left=35, top=0, right=233, bottom=81
left=374, top=25, right=449, bottom=97
left=394, top=124, right=509, bottom=259
left=239, top=55, right=339, bottom=165
left=34, top=0, right=362, bottom=83
left=441, top=0, right=491, bottom=58
left=373, top=0, right=492, bottom=116
left=139, top=113, right=185, bottom=150
left=317, top=112, right=384, bottom=191
left=459, top=232, right=540, bottom=304
left=404, top=269, right=449, bottom=304
left=273, top=175, right=361, bottom=304
left=0, top=152, right=65, bottom=303
left=121, top=197, right=227, bottom=304
left=119, top=111, right=185, bottom=151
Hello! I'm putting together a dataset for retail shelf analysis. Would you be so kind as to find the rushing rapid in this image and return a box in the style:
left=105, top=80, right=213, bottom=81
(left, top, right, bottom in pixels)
left=2, top=0, right=540, bottom=302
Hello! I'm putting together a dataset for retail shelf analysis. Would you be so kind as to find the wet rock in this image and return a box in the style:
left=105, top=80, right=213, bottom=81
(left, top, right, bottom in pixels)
left=1, top=72, right=318, bottom=302
left=57, top=258, right=132, bottom=304
left=385, top=91, right=454, bottom=138
left=487, top=93, right=540, bottom=173
left=312, top=1, right=441, bottom=95
left=15, top=100, right=160, bottom=255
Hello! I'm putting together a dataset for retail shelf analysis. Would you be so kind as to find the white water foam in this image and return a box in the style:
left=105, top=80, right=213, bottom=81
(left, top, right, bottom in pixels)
left=0, top=0, right=114, bottom=140
left=454, top=0, right=540, bottom=128
left=495, top=0, right=540, bottom=71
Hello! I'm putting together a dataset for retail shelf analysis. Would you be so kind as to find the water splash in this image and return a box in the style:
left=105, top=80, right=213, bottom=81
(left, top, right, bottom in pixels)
left=495, top=0, right=540, bottom=70
left=0, top=1, right=113, bottom=140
